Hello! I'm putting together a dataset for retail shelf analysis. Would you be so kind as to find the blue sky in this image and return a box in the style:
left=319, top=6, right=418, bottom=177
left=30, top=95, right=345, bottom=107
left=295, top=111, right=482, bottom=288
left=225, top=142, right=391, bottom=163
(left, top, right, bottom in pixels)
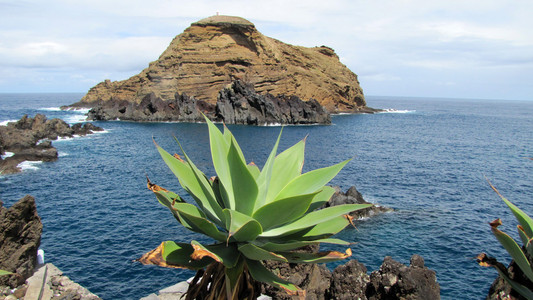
left=0, top=0, right=532, bottom=100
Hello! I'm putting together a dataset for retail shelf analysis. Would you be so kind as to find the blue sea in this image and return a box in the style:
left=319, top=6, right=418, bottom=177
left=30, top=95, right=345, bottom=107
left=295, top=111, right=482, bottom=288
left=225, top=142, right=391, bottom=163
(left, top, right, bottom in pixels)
left=0, top=93, right=532, bottom=299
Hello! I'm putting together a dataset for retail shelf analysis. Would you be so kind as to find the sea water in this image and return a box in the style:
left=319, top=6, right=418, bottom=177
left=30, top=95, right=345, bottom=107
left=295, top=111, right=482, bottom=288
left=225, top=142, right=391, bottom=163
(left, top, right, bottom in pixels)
left=0, top=93, right=531, bottom=299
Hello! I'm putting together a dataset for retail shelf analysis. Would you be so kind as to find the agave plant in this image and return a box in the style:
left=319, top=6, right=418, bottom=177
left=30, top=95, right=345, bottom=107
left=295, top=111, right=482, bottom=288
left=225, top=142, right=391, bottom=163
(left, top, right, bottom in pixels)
left=139, top=117, right=371, bottom=299
left=477, top=182, right=533, bottom=299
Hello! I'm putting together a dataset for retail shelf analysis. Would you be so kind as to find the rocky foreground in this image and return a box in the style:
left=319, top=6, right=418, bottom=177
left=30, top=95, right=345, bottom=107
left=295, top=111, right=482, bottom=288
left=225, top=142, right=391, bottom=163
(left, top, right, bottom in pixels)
left=0, top=114, right=103, bottom=175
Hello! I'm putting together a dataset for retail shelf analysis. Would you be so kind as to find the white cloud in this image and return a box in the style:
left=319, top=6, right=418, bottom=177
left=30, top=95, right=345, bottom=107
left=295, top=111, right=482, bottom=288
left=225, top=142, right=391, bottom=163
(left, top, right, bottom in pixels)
left=0, top=0, right=532, bottom=99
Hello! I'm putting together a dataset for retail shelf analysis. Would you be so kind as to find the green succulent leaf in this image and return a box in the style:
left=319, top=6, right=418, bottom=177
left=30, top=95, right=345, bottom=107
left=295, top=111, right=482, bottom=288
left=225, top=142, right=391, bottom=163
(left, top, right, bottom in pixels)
left=490, top=182, right=533, bottom=238
left=261, top=203, right=371, bottom=238
left=282, top=216, right=352, bottom=241
left=254, top=129, right=283, bottom=211
left=527, top=237, right=533, bottom=258
left=256, top=238, right=351, bottom=252
left=223, top=209, right=263, bottom=242
left=204, top=116, right=234, bottom=210
left=151, top=190, right=187, bottom=224
left=307, top=186, right=337, bottom=213
left=156, top=144, right=224, bottom=226
left=0, top=270, right=13, bottom=276
left=491, top=224, right=533, bottom=282
left=518, top=225, right=531, bottom=248
left=173, top=203, right=228, bottom=242
left=247, top=163, right=261, bottom=180
left=190, top=241, right=240, bottom=269
left=252, top=192, right=317, bottom=231
left=238, top=244, right=287, bottom=262
left=227, top=138, right=258, bottom=215
left=246, top=259, right=303, bottom=296
left=274, top=159, right=351, bottom=202
left=264, top=137, right=305, bottom=204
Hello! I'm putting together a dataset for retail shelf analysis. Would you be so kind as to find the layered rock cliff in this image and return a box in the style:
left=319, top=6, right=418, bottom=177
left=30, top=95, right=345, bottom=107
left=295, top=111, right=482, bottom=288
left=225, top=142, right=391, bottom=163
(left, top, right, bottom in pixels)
left=71, top=15, right=370, bottom=118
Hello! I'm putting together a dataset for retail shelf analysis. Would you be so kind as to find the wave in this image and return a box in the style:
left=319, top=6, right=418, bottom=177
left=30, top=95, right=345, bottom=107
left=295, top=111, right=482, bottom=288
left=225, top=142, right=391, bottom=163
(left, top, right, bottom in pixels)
left=0, top=120, right=17, bottom=126
left=19, top=160, right=43, bottom=171
left=64, top=114, right=89, bottom=124
left=40, top=107, right=62, bottom=111
left=1, top=152, right=15, bottom=160
left=378, top=109, right=416, bottom=114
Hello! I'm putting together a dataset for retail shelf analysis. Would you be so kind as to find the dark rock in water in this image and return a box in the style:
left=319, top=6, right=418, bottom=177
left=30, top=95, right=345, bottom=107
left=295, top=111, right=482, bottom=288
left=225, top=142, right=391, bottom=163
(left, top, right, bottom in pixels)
left=0, top=114, right=104, bottom=174
left=0, top=195, right=42, bottom=288
left=216, top=81, right=331, bottom=125
left=327, top=186, right=392, bottom=219
left=86, top=92, right=214, bottom=122
left=85, top=80, right=331, bottom=125
left=328, top=255, right=440, bottom=300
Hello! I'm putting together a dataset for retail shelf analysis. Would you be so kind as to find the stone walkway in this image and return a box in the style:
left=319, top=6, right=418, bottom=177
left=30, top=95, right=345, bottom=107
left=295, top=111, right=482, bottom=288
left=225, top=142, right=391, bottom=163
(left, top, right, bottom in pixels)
left=23, top=263, right=100, bottom=300
left=141, top=280, right=272, bottom=300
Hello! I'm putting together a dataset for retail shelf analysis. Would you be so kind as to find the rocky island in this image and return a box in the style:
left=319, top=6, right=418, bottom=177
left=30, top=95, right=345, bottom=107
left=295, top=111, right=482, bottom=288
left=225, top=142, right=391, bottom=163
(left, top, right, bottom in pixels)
left=66, top=15, right=379, bottom=124
left=0, top=114, right=103, bottom=175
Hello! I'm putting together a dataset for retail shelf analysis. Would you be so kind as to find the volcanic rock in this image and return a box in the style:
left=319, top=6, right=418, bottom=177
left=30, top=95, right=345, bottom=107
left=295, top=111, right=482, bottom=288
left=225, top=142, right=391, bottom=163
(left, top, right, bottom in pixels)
left=70, top=15, right=373, bottom=118
left=326, top=186, right=392, bottom=219
left=216, top=81, right=330, bottom=125
left=328, top=255, right=440, bottom=300
left=0, top=114, right=104, bottom=174
left=0, top=195, right=42, bottom=288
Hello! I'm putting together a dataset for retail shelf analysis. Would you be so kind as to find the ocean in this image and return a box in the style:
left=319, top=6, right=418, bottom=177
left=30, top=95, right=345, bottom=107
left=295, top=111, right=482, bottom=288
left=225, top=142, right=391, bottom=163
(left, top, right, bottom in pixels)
left=0, top=93, right=532, bottom=299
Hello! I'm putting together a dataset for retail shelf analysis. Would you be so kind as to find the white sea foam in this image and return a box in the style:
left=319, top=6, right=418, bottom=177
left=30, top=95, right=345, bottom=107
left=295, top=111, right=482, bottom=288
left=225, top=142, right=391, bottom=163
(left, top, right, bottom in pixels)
left=19, top=160, right=43, bottom=171
left=40, top=107, right=62, bottom=111
left=0, top=120, right=17, bottom=126
left=58, top=152, right=69, bottom=157
left=379, top=109, right=415, bottom=114
left=64, top=114, right=89, bottom=124
left=1, top=152, right=15, bottom=160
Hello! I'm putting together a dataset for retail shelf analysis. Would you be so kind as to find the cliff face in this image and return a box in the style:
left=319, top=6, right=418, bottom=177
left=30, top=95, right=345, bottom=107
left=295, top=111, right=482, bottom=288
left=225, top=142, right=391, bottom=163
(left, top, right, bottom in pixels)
left=78, top=15, right=366, bottom=113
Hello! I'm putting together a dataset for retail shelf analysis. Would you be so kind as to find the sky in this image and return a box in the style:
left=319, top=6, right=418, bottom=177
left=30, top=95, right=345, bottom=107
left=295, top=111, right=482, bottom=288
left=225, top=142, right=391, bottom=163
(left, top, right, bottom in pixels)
left=0, top=0, right=532, bottom=101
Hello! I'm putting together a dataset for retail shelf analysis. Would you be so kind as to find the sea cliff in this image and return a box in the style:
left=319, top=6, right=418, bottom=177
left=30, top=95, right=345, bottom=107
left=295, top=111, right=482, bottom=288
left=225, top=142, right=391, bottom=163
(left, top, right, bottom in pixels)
left=67, top=15, right=379, bottom=124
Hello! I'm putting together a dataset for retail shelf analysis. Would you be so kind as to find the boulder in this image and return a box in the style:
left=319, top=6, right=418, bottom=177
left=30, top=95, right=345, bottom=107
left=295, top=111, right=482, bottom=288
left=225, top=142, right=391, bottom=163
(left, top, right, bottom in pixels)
left=326, top=186, right=392, bottom=219
left=366, top=255, right=440, bottom=300
left=0, top=195, right=42, bottom=287
left=328, top=259, right=369, bottom=299
left=328, top=255, right=440, bottom=300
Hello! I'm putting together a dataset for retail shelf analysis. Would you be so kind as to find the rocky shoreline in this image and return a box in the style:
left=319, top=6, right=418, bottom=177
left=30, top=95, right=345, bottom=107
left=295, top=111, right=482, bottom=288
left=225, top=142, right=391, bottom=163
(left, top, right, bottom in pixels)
left=67, top=80, right=363, bottom=125
left=0, top=114, right=103, bottom=175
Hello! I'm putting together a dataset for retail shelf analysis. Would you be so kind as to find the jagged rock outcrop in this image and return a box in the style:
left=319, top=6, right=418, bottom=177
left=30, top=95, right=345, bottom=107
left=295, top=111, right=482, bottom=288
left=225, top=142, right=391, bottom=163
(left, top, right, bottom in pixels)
left=69, top=15, right=374, bottom=120
left=86, top=80, right=332, bottom=125
left=262, top=251, right=440, bottom=299
left=329, top=255, right=441, bottom=300
left=216, top=81, right=330, bottom=125
left=327, top=186, right=392, bottom=219
left=0, top=114, right=104, bottom=174
left=0, top=195, right=42, bottom=288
